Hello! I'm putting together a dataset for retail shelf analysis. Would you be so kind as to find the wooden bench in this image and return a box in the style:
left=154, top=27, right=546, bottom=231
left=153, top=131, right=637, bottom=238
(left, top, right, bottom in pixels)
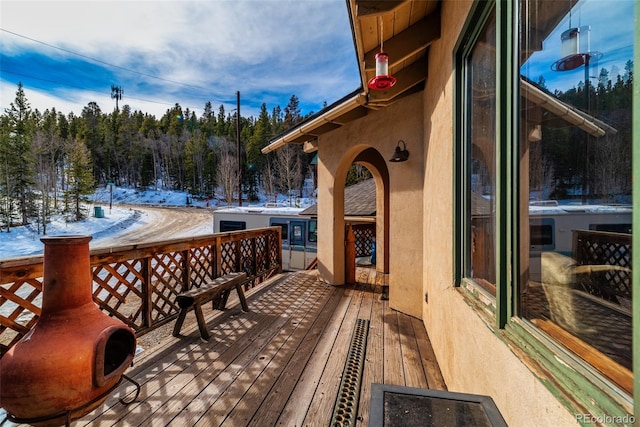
left=172, top=272, right=248, bottom=340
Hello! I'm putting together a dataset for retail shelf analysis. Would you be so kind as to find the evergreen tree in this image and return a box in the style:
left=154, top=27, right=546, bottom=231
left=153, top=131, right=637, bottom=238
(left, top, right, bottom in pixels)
left=271, top=106, right=284, bottom=135
left=65, top=138, right=95, bottom=221
left=0, top=115, right=18, bottom=231
left=79, top=102, right=106, bottom=183
left=283, top=95, right=301, bottom=130
left=4, top=83, right=37, bottom=226
left=140, top=114, right=160, bottom=188
left=246, top=104, right=272, bottom=199
left=623, top=60, right=633, bottom=83
left=246, top=103, right=271, bottom=169
left=200, top=101, right=217, bottom=137
left=216, top=105, right=227, bottom=137
left=185, top=129, right=210, bottom=195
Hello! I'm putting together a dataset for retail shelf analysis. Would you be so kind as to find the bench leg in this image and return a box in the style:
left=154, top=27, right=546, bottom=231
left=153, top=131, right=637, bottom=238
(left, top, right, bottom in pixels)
left=236, top=283, right=249, bottom=312
left=194, top=303, right=210, bottom=340
left=173, top=308, right=188, bottom=337
left=213, top=289, right=232, bottom=310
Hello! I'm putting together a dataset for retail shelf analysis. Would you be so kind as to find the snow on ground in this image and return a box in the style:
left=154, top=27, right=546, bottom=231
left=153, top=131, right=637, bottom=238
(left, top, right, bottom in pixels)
left=0, top=205, right=142, bottom=259
left=0, top=186, right=316, bottom=260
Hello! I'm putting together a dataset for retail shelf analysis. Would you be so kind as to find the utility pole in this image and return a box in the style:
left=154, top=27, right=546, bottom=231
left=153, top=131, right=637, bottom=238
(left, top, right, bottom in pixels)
left=111, top=85, right=123, bottom=110
left=237, top=91, right=242, bottom=207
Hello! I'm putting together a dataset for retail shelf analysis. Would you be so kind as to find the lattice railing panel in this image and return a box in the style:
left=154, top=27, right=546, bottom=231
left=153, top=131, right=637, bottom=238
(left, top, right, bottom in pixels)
left=0, top=227, right=282, bottom=354
left=149, top=252, right=185, bottom=322
left=255, top=235, right=267, bottom=273
left=189, top=246, right=214, bottom=288
left=240, top=239, right=254, bottom=275
left=0, top=278, right=43, bottom=352
left=573, top=230, right=632, bottom=304
left=353, top=224, right=376, bottom=258
left=220, top=241, right=238, bottom=274
left=269, top=230, right=281, bottom=267
left=93, top=260, right=145, bottom=329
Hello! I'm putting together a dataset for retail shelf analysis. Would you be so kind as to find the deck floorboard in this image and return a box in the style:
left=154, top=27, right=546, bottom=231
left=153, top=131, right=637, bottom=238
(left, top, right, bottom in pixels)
left=66, top=270, right=446, bottom=427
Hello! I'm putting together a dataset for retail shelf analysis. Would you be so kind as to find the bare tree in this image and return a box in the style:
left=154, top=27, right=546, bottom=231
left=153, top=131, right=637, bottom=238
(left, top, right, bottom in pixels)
left=261, top=155, right=276, bottom=201
left=215, top=139, right=238, bottom=205
left=0, top=154, right=17, bottom=232
left=529, top=142, right=556, bottom=200
left=32, top=130, right=61, bottom=234
left=186, top=130, right=208, bottom=195
left=274, top=144, right=302, bottom=205
left=591, top=133, right=628, bottom=203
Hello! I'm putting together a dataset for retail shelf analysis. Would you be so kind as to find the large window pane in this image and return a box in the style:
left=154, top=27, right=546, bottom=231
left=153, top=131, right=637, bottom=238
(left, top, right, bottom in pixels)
left=467, top=10, right=497, bottom=296
left=519, top=0, right=634, bottom=393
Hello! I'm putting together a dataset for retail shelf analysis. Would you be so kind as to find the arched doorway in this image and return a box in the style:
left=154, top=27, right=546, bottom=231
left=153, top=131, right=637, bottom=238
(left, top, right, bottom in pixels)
left=332, top=146, right=390, bottom=284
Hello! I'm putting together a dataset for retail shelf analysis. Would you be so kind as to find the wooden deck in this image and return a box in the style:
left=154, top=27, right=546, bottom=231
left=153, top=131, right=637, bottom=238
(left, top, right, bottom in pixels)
left=75, top=270, right=446, bottom=426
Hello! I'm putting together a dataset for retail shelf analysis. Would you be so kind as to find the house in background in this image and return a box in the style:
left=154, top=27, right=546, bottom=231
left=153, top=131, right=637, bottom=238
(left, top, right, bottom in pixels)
left=302, top=178, right=385, bottom=285
left=264, top=0, right=638, bottom=425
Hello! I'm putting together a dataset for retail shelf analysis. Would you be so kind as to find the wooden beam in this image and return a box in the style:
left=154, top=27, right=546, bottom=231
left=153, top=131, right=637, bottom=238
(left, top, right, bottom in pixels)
left=364, top=12, right=440, bottom=71
left=355, top=0, right=405, bottom=16
left=303, top=140, right=318, bottom=153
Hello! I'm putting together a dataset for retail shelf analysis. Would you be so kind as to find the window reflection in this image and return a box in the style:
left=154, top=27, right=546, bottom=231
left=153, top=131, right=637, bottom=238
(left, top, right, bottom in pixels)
left=519, top=0, right=633, bottom=393
left=468, top=10, right=497, bottom=295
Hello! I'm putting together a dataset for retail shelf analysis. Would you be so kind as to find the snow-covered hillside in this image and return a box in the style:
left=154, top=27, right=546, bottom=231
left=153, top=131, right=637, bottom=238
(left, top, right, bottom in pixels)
left=0, top=186, right=316, bottom=260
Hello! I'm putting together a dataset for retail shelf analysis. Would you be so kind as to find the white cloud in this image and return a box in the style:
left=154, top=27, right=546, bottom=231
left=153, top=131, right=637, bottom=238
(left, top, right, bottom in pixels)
left=2, top=1, right=351, bottom=73
left=1, top=81, right=105, bottom=116
left=1, top=0, right=359, bottom=118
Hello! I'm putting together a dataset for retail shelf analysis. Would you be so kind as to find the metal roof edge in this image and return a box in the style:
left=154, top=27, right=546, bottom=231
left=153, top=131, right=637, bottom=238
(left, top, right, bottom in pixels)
left=262, top=88, right=366, bottom=154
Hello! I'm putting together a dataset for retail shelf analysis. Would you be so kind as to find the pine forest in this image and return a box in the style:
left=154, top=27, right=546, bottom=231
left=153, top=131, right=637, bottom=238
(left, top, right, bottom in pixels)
left=0, top=59, right=633, bottom=231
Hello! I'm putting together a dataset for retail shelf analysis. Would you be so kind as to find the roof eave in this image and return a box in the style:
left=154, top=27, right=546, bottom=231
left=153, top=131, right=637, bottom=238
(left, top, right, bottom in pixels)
left=261, top=90, right=367, bottom=154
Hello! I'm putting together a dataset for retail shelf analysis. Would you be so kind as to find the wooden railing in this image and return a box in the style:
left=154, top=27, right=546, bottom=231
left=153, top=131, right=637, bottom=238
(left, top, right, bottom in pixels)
left=352, top=223, right=376, bottom=258
left=572, top=229, right=632, bottom=305
left=0, top=227, right=282, bottom=355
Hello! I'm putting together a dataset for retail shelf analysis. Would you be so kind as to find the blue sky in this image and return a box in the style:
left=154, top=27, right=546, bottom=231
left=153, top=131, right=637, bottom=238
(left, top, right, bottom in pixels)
left=1, top=0, right=361, bottom=119
left=2, top=0, right=634, bottom=120
left=521, top=0, right=635, bottom=92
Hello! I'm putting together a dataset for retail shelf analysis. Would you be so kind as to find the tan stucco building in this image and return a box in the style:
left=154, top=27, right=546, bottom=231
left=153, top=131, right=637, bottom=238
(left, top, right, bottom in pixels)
left=264, top=1, right=638, bottom=425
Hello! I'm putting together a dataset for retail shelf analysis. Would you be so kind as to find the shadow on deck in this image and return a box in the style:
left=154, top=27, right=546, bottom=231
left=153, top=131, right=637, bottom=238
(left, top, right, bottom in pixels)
left=74, top=270, right=446, bottom=426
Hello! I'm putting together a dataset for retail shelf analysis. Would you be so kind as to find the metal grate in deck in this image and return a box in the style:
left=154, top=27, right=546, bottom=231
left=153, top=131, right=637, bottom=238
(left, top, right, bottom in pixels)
left=331, top=318, right=370, bottom=427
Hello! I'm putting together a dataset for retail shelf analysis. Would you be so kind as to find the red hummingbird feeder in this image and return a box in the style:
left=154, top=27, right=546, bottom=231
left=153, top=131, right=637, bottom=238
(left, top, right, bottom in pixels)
left=368, top=17, right=396, bottom=91
left=368, top=52, right=397, bottom=90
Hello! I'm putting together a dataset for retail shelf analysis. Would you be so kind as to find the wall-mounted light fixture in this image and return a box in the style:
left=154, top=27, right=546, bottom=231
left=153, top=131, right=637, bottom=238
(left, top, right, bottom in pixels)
left=389, top=140, right=409, bottom=162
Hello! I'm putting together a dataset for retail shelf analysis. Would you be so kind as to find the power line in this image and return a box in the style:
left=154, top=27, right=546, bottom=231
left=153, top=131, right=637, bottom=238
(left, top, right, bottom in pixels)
left=0, top=29, right=276, bottom=116
left=2, top=69, right=98, bottom=93
left=1, top=69, right=207, bottom=113
left=0, top=28, right=224, bottom=95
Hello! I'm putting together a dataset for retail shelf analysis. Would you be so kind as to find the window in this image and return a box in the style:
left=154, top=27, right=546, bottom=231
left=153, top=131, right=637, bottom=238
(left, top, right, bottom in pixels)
left=529, top=219, right=555, bottom=250
left=290, top=221, right=305, bottom=246
left=457, top=0, right=635, bottom=405
left=519, top=0, right=633, bottom=393
left=308, top=220, right=318, bottom=243
left=220, top=220, right=246, bottom=232
left=459, top=4, right=497, bottom=296
left=270, top=220, right=289, bottom=241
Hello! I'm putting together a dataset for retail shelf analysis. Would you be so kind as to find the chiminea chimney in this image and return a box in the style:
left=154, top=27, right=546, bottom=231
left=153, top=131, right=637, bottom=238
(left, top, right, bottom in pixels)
left=0, top=236, right=136, bottom=426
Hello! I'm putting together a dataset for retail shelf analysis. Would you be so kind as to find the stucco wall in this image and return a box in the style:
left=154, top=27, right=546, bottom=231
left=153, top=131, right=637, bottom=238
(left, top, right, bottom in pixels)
left=316, top=92, right=425, bottom=318
left=420, top=1, right=577, bottom=425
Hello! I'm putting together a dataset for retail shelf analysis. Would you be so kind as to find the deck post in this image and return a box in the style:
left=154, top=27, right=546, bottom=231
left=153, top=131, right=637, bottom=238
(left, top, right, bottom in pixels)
left=346, top=224, right=356, bottom=284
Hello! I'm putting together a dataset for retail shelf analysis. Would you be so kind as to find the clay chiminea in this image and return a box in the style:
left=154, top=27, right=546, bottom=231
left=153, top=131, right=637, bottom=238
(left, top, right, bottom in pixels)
left=0, top=236, right=136, bottom=426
